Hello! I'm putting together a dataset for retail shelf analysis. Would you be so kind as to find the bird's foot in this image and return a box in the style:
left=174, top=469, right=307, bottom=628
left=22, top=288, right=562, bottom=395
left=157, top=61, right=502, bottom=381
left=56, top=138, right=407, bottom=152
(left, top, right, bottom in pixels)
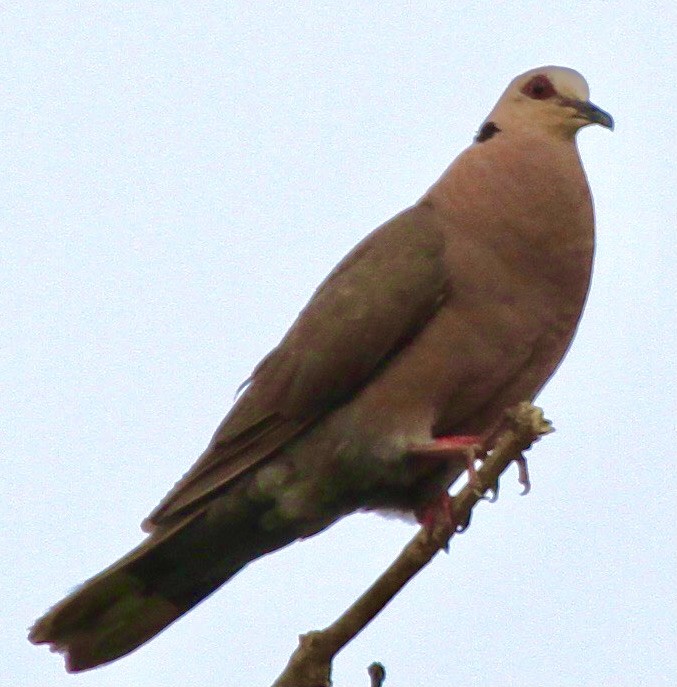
left=515, top=453, right=531, bottom=495
left=415, top=493, right=471, bottom=550
left=408, top=434, right=485, bottom=490
left=416, top=493, right=452, bottom=531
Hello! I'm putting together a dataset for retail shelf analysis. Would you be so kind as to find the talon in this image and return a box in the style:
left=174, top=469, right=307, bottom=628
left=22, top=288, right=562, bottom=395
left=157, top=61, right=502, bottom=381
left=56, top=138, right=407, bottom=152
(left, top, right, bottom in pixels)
left=487, top=478, right=500, bottom=502
left=455, top=509, right=472, bottom=533
left=516, top=454, right=531, bottom=495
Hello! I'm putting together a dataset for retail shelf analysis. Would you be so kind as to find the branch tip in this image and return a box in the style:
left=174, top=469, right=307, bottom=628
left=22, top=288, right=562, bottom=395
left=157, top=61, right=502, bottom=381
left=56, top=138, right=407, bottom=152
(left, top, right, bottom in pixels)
left=367, top=662, right=386, bottom=687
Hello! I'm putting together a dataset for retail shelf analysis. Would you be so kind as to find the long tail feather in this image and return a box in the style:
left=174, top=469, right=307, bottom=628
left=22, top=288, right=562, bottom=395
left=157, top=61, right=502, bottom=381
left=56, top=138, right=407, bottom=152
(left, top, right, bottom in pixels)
left=29, top=501, right=300, bottom=671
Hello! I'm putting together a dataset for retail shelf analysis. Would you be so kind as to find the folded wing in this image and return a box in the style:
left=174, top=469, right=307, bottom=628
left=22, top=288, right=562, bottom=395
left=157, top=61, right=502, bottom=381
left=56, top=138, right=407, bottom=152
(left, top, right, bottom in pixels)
left=144, top=202, right=450, bottom=530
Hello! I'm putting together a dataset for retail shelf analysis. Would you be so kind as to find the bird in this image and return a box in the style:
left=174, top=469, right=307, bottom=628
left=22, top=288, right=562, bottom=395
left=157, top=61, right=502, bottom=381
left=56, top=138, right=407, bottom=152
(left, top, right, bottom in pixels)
left=29, top=65, right=612, bottom=672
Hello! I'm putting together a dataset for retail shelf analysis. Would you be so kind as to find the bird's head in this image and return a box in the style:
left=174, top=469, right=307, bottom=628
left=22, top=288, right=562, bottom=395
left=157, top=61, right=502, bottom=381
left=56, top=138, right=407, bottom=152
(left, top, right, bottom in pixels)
left=483, top=66, right=613, bottom=141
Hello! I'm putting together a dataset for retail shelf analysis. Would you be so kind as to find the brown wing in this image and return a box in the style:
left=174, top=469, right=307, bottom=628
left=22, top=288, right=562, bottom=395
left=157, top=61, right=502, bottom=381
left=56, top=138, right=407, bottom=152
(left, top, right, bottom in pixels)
left=143, top=202, right=449, bottom=530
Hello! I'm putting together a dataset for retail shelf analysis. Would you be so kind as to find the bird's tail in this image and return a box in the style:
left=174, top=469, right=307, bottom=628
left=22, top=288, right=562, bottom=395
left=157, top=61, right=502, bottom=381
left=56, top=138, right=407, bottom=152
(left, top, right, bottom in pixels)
left=29, top=502, right=300, bottom=672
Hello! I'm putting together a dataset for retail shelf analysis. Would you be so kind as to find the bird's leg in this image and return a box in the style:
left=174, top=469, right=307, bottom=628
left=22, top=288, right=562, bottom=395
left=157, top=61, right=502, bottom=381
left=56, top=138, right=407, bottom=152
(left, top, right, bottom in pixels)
left=415, top=492, right=455, bottom=533
left=415, top=492, right=472, bottom=546
left=408, top=435, right=485, bottom=488
left=414, top=494, right=467, bottom=547
left=408, top=435, right=485, bottom=543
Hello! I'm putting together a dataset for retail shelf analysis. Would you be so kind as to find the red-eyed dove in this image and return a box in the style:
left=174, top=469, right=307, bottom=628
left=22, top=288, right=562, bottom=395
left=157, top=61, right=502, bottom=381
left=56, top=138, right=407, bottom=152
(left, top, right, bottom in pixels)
left=29, top=65, right=612, bottom=671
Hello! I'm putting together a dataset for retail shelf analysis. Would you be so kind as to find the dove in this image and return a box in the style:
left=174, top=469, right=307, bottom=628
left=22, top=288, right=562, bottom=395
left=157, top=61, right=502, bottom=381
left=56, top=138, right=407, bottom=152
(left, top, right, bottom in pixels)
left=29, top=65, right=612, bottom=672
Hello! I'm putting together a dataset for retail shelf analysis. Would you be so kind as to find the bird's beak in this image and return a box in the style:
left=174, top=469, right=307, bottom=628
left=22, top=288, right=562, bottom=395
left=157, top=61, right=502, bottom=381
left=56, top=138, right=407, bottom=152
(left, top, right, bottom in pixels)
left=563, top=98, right=614, bottom=130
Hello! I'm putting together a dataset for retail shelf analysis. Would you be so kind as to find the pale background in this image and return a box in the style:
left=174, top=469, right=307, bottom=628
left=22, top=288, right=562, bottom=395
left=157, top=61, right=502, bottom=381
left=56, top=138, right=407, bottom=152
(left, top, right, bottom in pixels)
left=2, top=2, right=676, bottom=686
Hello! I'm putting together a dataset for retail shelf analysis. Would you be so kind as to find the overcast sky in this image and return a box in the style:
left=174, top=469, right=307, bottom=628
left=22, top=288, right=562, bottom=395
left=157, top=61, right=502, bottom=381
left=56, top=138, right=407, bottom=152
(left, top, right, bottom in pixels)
left=2, top=3, right=676, bottom=686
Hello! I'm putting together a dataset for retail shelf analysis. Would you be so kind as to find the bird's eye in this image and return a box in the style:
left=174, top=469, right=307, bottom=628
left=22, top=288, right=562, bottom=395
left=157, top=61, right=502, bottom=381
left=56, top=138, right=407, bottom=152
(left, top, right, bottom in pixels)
left=521, top=75, right=556, bottom=100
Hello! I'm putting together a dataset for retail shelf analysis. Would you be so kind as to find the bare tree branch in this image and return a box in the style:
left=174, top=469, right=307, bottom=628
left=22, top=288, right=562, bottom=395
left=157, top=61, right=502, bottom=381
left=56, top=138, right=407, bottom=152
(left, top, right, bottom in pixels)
left=271, top=402, right=553, bottom=687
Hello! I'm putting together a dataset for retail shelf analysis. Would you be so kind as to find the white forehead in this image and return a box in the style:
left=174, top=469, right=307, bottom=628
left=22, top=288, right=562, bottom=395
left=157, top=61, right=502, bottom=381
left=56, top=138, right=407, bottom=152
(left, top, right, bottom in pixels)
left=514, top=65, right=590, bottom=100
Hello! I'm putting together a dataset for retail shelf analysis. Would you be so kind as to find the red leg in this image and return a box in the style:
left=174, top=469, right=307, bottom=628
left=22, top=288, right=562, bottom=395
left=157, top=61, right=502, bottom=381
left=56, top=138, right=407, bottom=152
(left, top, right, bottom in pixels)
left=415, top=492, right=456, bottom=534
left=408, top=435, right=485, bottom=487
left=415, top=492, right=474, bottom=545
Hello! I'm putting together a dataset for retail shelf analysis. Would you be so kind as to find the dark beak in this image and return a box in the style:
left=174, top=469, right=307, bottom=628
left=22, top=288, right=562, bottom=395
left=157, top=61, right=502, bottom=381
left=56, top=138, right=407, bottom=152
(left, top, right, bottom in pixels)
left=563, top=98, right=614, bottom=130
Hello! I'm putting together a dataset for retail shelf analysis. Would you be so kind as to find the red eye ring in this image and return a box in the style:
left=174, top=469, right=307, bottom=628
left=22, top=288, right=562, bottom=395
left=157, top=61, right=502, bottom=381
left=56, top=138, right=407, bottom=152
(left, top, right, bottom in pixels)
left=521, top=75, right=556, bottom=100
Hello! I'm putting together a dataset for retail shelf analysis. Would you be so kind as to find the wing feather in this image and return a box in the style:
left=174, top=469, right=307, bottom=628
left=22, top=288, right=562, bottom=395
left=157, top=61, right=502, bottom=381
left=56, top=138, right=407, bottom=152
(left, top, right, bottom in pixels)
left=145, top=202, right=449, bottom=530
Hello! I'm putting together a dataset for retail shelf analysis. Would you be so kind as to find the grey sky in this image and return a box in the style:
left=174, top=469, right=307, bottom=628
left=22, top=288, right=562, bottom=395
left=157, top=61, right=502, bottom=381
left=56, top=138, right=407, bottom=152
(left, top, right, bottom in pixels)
left=2, top=2, right=676, bottom=686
